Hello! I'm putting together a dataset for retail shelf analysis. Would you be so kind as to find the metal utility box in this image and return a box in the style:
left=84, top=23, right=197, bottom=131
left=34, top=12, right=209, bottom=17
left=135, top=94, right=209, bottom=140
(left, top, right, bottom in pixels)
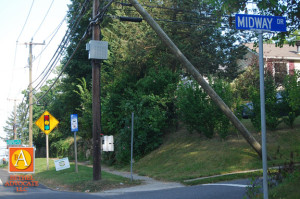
left=86, top=40, right=108, bottom=60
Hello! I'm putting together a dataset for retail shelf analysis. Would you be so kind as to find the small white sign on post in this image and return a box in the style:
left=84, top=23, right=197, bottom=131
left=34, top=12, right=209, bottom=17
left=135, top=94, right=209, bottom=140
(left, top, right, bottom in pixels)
left=54, top=157, right=70, bottom=171
left=102, top=136, right=114, bottom=152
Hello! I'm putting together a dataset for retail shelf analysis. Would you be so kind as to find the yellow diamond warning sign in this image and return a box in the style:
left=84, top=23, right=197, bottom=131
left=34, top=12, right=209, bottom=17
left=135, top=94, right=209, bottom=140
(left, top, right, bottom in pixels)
left=35, top=111, right=59, bottom=135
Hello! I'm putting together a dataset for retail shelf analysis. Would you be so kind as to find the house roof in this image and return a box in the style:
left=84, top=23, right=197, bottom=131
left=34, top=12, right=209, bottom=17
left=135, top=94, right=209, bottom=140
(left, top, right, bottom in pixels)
left=244, top=43, right=300, bottom=60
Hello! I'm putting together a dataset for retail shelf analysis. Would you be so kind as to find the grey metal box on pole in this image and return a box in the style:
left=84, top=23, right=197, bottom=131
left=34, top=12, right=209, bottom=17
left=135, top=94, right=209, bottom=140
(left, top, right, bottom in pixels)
left=86, top=40, right=108, bottom=60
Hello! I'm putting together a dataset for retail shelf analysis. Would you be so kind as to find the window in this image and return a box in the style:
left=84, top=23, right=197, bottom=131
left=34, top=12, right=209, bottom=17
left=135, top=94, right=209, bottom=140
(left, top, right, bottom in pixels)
left=274, top=63, right=287, bottom=84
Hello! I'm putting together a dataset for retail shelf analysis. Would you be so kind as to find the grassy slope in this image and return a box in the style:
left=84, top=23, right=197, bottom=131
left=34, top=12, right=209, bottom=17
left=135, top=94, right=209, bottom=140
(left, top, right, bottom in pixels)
left=133, top=117, right=300, bottom=182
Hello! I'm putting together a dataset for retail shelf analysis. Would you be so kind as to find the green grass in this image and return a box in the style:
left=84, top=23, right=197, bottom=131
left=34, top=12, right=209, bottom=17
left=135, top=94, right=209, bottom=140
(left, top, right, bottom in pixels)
left=268, top=170, right=300, bottom=199
left=33, top=158, right=139, bottom=192
left=0, top=163, right=8, bottom=169
left=133, top=117, right=300, bottom=183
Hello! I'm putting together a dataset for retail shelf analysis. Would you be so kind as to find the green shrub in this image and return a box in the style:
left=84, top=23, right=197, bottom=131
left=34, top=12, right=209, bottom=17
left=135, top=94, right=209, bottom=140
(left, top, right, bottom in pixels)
left=102, top=67, right=179, bottom=165
left=282, top=70, right=300, bottom=128
left=248, top=74, right=282, bottom=131
left=175, top=77, right=234, bottom=139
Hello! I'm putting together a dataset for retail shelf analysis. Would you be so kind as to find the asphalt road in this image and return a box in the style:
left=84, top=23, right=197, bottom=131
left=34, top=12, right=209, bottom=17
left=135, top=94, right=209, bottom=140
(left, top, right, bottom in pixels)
left=0, top=168, right=250, bottom=199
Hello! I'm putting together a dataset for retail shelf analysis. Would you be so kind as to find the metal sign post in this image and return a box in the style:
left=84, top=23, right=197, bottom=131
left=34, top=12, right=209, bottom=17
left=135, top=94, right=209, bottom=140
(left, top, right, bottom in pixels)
left=46, top=134, right=49, bottom=170
left=236, top=14, right=286, bottom=199
left=258, top=30, right=268, bottom=199
left=71, top=114, right=79, bottom=173
left=131, top=112, right=134, bottom=182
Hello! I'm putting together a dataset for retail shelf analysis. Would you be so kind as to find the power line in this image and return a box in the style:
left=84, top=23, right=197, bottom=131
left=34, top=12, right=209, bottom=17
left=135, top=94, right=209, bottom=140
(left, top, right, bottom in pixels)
left=31, top=0, right=91, bottom=93
left=16, top=0, right=35, bottom=42
left=32, top=0, right=55, bottom=39
left=32, top=0, right=92, bottom=104
left=8, top=42, right=19, bottom=99
left=33, top=0, right=114, bottom=104
left=33, top=28, right=90, bottom=105
left=31, top=15, right=68, bottom=82
left=15, top=0, right=91, bottom=129
left=9, top=0, right=35, bottom=98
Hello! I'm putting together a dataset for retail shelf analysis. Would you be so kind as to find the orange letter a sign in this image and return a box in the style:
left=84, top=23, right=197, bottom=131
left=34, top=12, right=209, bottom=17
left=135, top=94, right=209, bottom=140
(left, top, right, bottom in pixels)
left=9, top=147, right=35, bottom=173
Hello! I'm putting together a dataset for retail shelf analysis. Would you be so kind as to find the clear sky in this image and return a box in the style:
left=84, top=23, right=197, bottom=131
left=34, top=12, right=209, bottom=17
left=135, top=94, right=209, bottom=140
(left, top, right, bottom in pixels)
left=0, top=0, right=70, bottom=147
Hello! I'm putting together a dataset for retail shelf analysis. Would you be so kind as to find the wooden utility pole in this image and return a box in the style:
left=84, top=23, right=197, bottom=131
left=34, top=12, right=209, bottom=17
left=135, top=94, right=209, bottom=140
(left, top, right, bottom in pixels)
left=7, top=99, right=20, bottom=140
left=92, top=0, right=101, bottom=180
left=13, top=100, right=17, bottom=140
left=21, top=41, right=45, bottom=147
left=128, top=0, right=263, bottom=158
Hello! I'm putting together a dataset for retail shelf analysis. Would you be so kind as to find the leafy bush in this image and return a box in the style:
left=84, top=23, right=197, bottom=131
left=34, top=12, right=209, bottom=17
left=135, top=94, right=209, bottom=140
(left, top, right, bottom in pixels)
left=51, top=137, right=75, bottom=158
left=102, top=67, right=179, bottom=165
left=248, top=71, right=300, bottom=131
left=248, top=74, right=282, bottom=131
left=232, top=64, right=260, bottom=100
left=74, top=78, right=92, bottom=139
left=175, top=77, right=234, bottom=139
left=282, top=70, right=300, bottom=128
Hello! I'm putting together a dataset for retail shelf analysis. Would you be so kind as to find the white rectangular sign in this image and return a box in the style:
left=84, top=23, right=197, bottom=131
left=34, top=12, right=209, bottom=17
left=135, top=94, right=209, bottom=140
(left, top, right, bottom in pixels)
left=54, top=157, right=70, bottom=171
left=102, top=135, right=114, bottom=152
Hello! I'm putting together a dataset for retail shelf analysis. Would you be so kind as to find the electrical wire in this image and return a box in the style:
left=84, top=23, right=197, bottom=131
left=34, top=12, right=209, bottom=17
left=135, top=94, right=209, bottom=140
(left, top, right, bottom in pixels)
left=31, top=0, right=91, bottom=93
left=33, top=0, right=114, bottom=105
left=8, top=0, right=35, bottom=98
left=32, top=15, right=67, bottom=83
left=8, top=43, right=19, bottom=98
left=16, top=0, right=35, bottom=42
left=33, top=28, right=90, bottom=105
left=15, top=0, right=91, bottom=128
left=32, top=0, right=54, bottom=39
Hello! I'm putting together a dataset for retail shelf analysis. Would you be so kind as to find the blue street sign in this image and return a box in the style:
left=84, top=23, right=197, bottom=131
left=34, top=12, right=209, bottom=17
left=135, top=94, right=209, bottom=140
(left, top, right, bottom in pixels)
left=70, top=114, right=78, bottom=132
left=235, top=14, right=286, bottom=32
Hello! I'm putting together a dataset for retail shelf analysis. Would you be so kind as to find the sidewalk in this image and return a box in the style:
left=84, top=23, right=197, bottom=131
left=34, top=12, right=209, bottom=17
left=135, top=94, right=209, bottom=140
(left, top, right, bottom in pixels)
left=78, top=162, right=184, bottom=195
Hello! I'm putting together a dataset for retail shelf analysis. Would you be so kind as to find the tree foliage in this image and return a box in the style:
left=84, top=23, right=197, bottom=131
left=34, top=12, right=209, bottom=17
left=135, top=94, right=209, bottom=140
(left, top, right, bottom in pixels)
left=175, top=77, right=235, bottom=139
left=8, top=0, right=300, bottom=163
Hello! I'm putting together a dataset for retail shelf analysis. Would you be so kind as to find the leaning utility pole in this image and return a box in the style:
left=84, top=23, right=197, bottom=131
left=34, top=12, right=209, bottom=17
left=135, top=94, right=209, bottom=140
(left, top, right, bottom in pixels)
left=92, top=0, right=102, bottom=180
left=128, top=0, right=263, bottom=158
left=21, top=41, right=45, bottom=147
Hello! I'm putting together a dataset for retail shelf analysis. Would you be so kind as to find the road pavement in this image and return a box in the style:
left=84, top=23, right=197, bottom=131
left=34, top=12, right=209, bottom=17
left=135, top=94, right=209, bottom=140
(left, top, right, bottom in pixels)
left=0, top=167, right=251, bottom=199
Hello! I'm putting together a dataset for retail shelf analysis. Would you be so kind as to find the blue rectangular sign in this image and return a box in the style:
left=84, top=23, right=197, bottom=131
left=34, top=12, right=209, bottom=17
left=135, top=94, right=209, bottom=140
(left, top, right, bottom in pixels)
left=70, top=114, right=78, bottom=132
left=236, top=14, right=286, bottom=32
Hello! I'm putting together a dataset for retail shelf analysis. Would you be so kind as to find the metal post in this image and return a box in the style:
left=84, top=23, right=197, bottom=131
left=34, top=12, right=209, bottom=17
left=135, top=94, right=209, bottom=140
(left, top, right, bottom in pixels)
left=46, top=134, right=49, bottom=170
left=92, top=0, right=101, bottom=181
left=131, top=112, right=134, bottom=181
left=74, top=131, right=78, bottom=173
left=29, top=42, right=33, bottom=148
left=259, top=31, right=268, bottom=199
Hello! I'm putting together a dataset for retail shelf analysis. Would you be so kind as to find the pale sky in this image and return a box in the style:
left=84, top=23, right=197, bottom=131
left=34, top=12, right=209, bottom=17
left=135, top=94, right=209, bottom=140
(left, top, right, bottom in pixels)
left=0, top=0, right=70, bottom=147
